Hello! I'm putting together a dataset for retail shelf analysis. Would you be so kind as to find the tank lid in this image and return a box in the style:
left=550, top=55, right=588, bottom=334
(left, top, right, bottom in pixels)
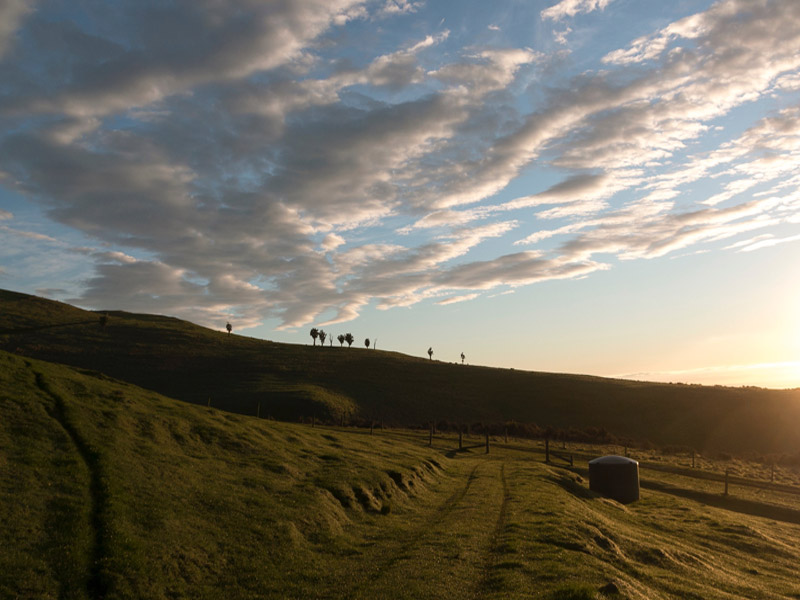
left=588, top=455, right=638, bottom=466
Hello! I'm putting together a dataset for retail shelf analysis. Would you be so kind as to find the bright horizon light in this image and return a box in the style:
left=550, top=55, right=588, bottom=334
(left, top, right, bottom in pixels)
left=1, top=0, right=799, bottom=389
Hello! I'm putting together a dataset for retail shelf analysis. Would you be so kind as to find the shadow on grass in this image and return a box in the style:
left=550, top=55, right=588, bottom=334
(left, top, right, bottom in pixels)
left=640, top=480, right=800, bottom=525
left=445, top=444, right=485, bottom=458
left=546, top=472, right=599, bottom=501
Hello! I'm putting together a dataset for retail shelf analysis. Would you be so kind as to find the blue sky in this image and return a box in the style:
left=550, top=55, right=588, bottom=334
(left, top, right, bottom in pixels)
left=1, top=0, right=799, bottom=388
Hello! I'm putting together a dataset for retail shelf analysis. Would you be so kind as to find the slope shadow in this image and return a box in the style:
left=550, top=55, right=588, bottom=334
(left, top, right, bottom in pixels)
left=641, top=480, right=800, bottom=526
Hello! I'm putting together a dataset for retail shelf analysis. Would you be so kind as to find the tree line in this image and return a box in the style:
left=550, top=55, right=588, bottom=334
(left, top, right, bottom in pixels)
left=309, top=328, right=374, bottom=349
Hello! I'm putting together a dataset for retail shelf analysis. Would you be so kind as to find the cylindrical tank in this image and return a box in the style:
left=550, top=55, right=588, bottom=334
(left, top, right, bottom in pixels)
left=588, top=455, right=639, bottom=504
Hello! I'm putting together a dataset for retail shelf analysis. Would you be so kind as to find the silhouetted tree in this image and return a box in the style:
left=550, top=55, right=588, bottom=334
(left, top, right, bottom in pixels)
left=310, top=327, right=319, bottom=346
left=345, top=333, right=354, bottom=347
left=428, top=347, right=433, bottom=360
left=226, top=322, right=232, bottom=336
left=319, top=329, right=327, bottom=346
left=338, top=334, right=345, bottom=347
left=461, top=352, right=465, bottom=364
left=365, top=338, right=370, bottom=349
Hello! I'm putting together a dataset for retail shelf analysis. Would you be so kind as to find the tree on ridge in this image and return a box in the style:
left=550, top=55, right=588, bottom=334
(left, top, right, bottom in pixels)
left=345, top=333, right=354, bottom=347
left=338, top=334, right=345, bottom=347
left=365, top=338, right=370, bottom=349
left=428, top=347, right=433, bottom=360
left=310, top=327, right=319, bottom=346
left=319, top=330, right=327, bottom=346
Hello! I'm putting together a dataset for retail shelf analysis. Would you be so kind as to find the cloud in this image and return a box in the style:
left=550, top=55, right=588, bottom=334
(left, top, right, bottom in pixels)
left=0, top=224, right=59, bottom=242
left=378, top=1, right=423, bottom=17
left=438, top=293, right=479, bottom=305
left=0, top=0, right=34, bottom=59
left=1, top=0, right=799, bottom=333
left=3, top=0, right=369, bottom=117
left=541, top=0, right=614, bottom=22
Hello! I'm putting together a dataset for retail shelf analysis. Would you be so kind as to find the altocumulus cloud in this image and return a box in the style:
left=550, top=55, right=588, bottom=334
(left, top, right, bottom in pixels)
left=0, top=0, right=799, bottom=330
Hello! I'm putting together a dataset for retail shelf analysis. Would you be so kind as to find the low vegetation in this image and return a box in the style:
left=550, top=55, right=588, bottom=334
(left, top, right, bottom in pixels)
left=5, top=349, right=800, bottom=598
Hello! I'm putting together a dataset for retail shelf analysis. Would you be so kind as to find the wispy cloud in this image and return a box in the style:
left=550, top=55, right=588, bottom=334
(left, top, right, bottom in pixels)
left=541, top=0, right=615, bottom=22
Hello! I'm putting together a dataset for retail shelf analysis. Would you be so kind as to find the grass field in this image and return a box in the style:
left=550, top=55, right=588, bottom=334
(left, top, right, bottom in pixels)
left=5, top=349, right=800, bottom=599
left=3, top=288, right=800, bottom=456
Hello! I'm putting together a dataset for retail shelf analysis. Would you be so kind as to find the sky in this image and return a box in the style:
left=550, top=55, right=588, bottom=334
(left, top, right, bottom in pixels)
left=1, top=0, right=799, bottom=389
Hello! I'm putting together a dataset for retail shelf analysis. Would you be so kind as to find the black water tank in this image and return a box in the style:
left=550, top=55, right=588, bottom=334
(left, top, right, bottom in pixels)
left=588, top=455, right=639, bottom=504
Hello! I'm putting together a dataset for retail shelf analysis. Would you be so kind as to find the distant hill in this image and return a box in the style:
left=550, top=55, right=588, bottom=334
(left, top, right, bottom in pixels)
left=2, top=288, right=800, bottom=453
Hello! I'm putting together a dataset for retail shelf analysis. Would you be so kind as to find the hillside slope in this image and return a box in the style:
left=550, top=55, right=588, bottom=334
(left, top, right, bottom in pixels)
left=0, top=349, right=446, bottom=598
left=2, top=288, right=800, bottom=453
left=5, top=348, right=800, bottom=599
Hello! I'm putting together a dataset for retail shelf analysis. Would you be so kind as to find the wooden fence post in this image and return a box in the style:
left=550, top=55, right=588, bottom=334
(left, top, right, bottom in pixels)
left=692, top=451, right=696, bottom=469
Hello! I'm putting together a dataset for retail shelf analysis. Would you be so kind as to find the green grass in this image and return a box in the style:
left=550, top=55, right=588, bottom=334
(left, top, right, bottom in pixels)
left=5, top=348, right=800, bottom=598
left=3, top=288, right=800, bottom=455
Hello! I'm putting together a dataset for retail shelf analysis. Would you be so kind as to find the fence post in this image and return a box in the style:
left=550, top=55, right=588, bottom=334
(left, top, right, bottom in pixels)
left=692, top=451, right=695, bottom=469
left=771, top=463, right=775, bottom=482
left=545, top=438, right=550, bottom=463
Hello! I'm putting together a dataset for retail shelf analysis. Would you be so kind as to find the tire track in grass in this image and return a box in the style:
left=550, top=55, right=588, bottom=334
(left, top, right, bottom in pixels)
left=345, top=462, right=483, bottom=598
left=473, top=462, right=512, bottom=599
left=34, top=370, right=109, bottom=600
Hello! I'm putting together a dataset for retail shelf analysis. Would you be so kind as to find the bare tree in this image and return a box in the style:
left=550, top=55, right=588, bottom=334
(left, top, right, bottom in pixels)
left=428, top=347, right=433, bottom=360
left=310, top=327, right=319, bottom=346
left=345, top=333, right=354, bottom=348
left=319, top=329, right=327, bottom=346
left=338, top=334, right=345, bottom=347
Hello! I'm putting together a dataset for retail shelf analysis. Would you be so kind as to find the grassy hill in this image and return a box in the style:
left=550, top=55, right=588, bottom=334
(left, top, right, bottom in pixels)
left=5, top=348, right=800, bottom=599
left=2, top=288, right=800, bottom=454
